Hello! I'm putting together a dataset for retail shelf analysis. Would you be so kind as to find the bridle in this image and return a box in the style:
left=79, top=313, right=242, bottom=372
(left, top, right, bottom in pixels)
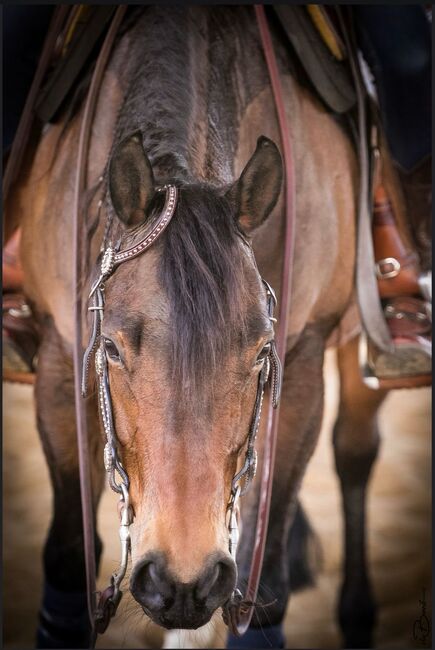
left=72, top=4, right=296, bottom=645
left=81, top=182, right=283, bottom=632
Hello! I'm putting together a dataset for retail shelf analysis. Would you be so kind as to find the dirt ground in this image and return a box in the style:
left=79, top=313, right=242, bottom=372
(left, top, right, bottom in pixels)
left=3, top=349, right=431, bottom=649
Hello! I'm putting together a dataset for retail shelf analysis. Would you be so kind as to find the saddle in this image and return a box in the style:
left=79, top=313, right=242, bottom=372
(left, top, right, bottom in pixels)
left=272, top=5, right=356, bottom=115
left=275, top=5, right=431, bottom=389
left=2, top=5, right=432, bottom=389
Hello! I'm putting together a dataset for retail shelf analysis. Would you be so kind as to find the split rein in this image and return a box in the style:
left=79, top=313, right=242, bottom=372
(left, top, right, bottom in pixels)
left=81, top=184, right=283, bottom=634
left=73, top=4, right=295, bottom=643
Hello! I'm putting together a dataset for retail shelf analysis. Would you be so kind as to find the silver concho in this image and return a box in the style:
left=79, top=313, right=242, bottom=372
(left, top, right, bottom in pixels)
left=252, top=449, right=258, bottom=478
left=104, top=441, right=114, bottom=472
left=95, top=346, right=105, bottom=377
left=101, top=246, right=115, bottom=277
left=240, top=449, right=258, bottom=496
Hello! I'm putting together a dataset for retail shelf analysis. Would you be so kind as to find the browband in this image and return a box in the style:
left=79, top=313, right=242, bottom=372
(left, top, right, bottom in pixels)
left=89, top=184, right=178, bottom=298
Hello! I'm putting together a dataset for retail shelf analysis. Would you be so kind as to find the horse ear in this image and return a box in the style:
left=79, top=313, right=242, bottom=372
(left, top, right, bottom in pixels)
left=109, top=132, right=155, bottom=226
left=228, top=136, right=283, bottom=233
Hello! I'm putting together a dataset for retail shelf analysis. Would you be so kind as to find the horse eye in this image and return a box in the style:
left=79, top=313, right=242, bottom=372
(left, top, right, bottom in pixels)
left=256, top=342, right=271, bottom=365
left=104, top=338, right=121, bottom=361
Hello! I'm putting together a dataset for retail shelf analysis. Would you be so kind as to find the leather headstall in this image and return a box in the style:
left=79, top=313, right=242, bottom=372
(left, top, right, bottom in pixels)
left=82, top=181, right=283, bottom=637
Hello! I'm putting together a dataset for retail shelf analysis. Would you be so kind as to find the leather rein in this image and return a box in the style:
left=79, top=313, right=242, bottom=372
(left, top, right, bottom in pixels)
left=73, top=5, right=295, bottom=643
left=222, top=5, right=296, bottom=635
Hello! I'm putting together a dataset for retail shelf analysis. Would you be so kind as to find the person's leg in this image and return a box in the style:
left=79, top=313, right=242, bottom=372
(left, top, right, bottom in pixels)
left=354, top=5, right=431, bottom=172
left=354, top=6, right=432, bottom=272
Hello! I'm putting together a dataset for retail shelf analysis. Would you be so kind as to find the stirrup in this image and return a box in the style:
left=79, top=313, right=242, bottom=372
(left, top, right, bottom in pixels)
left=362, top=179, right=432, bottom=390
left=359, top=295, right=432, bottom=390
left=3, top=294, right=39, bottom=384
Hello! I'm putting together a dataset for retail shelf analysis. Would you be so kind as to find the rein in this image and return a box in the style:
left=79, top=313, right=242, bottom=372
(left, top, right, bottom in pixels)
left=73, top=4, right=295, bottom=645
left=72, top=5, right=127, bottom=642
left=221, top=5, right=296, bottom=635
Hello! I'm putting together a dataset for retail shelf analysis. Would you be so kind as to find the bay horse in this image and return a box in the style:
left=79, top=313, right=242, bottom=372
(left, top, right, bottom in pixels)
left=7, top=6, right=412, bottom=649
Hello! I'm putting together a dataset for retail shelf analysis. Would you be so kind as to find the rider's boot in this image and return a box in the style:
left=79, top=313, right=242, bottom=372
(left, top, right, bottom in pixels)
left=360, top=183, right=431, bottom=389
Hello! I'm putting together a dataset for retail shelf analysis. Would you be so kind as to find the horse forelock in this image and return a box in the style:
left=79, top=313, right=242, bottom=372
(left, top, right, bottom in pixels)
left=159, top=185, right=257, bottom=406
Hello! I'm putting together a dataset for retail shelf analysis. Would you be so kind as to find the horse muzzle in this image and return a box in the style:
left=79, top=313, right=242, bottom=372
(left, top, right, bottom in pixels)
left=130, top=550, right=237, bottom=629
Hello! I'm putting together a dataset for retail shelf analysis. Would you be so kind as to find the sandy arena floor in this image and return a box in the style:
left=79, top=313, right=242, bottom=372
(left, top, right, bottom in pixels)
left=3, top=349, right=431, bottom=649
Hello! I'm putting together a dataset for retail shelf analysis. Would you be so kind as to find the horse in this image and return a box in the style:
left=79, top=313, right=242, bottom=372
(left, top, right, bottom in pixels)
left=6, top=6, right=413, bottom=648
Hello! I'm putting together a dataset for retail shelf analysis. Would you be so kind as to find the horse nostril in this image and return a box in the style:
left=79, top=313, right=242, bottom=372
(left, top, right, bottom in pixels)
left=147, top=562, right=172, bottom=599
left=195, top=556, right=236, bottom=607
left=195, top=563, right=221, bottom=601
left=130, top=556, right=175, bottom=612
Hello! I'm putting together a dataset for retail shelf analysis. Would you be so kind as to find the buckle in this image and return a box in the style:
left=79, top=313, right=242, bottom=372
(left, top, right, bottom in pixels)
left=375, top=257, right=401, bottom=280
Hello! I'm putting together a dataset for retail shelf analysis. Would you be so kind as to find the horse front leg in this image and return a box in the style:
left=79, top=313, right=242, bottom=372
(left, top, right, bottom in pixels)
left=227, top=326, right=327, bottom=648
left=333, top=335, right=387, bottom=649
left=34, top=322, right=105, bottom=649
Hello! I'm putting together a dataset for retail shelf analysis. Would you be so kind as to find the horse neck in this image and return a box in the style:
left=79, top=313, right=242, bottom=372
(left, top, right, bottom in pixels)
left=111, top=6, right=270, bottom=186
left=91, top=7, right=300, bottom=284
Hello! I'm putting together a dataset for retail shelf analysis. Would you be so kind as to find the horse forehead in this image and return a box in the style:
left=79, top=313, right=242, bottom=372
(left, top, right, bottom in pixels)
left=105, top=248, right=168, bottom=310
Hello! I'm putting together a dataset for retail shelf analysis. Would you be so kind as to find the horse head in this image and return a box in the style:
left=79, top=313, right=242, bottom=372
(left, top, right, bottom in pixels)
left=97, top=132, right=282, bottom=629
